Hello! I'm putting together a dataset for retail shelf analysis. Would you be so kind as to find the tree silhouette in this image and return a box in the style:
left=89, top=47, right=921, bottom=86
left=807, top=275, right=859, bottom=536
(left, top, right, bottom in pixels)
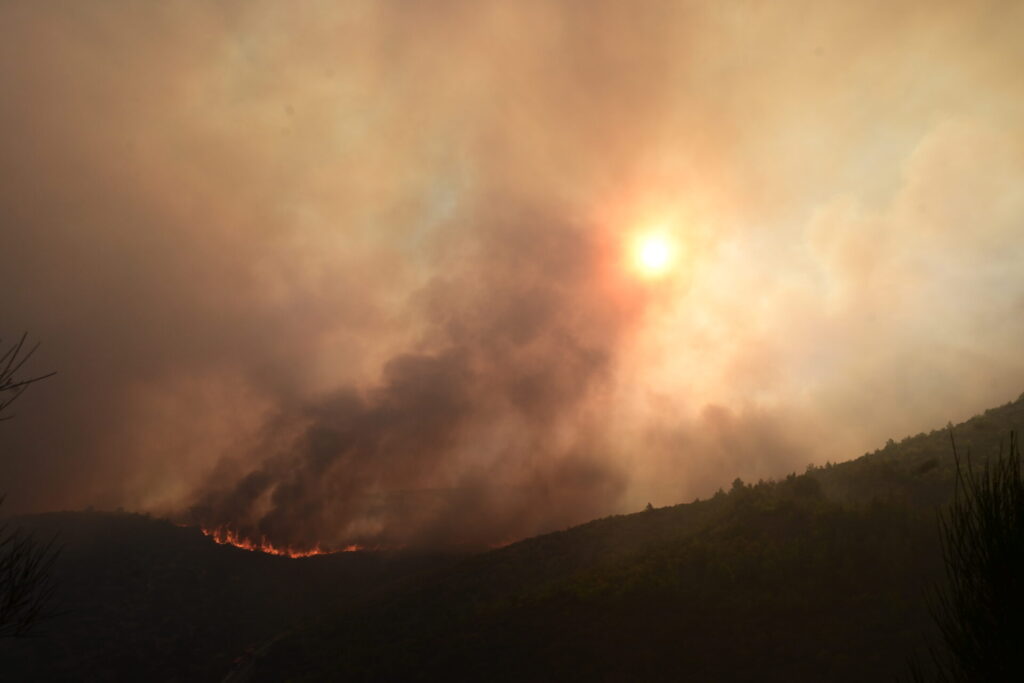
left=914, top=431, right=1024, bottom=681
left=0, top=334, right=60, bottom=637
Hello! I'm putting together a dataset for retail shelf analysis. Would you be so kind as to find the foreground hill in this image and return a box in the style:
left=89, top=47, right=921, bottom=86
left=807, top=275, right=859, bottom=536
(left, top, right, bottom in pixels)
left=245, top=393, right=1024, bottom=682
left=1, top=393, right=1021, bottom=681
left=0, top=513, right=454, bottom=682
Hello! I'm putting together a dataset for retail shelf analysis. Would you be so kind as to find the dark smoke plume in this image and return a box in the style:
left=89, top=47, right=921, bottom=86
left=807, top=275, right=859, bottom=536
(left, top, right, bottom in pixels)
left=187, top=211, right=634, bottom=548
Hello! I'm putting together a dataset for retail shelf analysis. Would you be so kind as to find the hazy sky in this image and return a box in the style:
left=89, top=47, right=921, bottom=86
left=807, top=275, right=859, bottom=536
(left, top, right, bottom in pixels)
left=2, top=0, right=1023, bottom=548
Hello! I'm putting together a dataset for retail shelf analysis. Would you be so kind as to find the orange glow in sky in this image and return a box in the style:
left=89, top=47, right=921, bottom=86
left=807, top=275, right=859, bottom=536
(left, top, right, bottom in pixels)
left=632, top=232, right=676, bottom=278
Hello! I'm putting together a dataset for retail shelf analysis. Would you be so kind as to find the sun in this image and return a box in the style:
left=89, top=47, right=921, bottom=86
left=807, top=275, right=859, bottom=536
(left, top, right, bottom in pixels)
left=632, top=233, right=675, bottom=277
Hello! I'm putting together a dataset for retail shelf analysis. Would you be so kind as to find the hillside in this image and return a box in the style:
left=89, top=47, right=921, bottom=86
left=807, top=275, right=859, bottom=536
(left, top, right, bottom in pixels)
left=244, top=393, right=1024, bottom=682
left=0, top=513, right=455, bottom=682
left=813, top=394, right=1024, bottom=507
left=1, top=393, right=1022, bottom=681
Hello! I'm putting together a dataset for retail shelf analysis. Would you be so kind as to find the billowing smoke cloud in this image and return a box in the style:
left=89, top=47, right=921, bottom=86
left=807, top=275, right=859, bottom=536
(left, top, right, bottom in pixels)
left=2, top=1, right=1023, bottom=548
left=188, top=210, right=637, bottom=548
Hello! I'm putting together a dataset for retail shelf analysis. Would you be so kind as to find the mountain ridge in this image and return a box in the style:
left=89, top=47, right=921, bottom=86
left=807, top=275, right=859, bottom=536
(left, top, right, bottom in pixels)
left=2, top=392, right=1022, bottom=681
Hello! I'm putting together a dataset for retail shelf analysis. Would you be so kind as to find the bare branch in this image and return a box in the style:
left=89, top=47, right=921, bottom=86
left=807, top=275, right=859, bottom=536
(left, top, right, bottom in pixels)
left=0, top=334, right=55, bottom=421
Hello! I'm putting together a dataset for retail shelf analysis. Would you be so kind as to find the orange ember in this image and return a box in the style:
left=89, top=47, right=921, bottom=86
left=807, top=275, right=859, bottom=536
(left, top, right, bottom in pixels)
left=200, top=526, right=360, bottom=558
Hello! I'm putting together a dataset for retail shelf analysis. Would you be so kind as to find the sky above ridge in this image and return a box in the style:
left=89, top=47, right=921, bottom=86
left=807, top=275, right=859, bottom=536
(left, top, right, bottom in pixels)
left=2, top=0, right=1023, bottom=549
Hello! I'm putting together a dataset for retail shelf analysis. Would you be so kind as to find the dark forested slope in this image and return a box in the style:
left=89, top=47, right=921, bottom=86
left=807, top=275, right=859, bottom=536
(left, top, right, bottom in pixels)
left=0, top=512, right=453, bottom=682
left=2, top=394, right=1022, bottom=682
left=249, top=393, right=1024, bottom=682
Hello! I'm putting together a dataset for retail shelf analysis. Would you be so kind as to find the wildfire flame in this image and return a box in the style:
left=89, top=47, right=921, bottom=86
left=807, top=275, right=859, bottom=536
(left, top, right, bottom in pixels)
left=200, top=525, right=362, bottom=558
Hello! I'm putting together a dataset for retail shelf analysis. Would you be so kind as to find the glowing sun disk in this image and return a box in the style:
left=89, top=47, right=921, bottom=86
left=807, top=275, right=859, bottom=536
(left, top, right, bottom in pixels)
left=634, top=233, right=674, bottom=276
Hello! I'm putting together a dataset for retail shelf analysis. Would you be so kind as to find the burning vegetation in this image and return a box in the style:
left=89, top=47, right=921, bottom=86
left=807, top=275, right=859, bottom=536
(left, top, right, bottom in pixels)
left=199, top=526, right=360, bottom=558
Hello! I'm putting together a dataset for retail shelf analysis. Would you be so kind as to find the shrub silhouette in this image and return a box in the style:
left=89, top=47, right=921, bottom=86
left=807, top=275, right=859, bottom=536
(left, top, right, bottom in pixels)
left=0, top=500, right=60, bottom=637
left=915, top=431, right=1024, bottom=681
left=0, top=333, right=60, bottom=637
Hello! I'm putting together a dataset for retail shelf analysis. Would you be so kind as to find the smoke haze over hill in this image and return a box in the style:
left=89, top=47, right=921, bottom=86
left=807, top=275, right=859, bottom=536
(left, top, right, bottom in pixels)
left=2, top=1, right=1023, bottom=547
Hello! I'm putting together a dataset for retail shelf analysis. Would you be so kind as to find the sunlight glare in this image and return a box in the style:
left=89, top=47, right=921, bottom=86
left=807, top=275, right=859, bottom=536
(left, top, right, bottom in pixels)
left=633, top=233, right=675, bottom=277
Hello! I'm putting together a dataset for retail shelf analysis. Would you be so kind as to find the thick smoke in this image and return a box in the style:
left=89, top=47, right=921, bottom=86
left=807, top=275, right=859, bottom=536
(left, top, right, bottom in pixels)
left=188, top=211, right=636, bottom=548
left=2, top=1, right=1024, bottom=548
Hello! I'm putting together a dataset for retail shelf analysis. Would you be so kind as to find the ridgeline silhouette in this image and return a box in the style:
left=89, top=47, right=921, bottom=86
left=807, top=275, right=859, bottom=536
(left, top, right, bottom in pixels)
left=1, top=393, right=1022, bottom=680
